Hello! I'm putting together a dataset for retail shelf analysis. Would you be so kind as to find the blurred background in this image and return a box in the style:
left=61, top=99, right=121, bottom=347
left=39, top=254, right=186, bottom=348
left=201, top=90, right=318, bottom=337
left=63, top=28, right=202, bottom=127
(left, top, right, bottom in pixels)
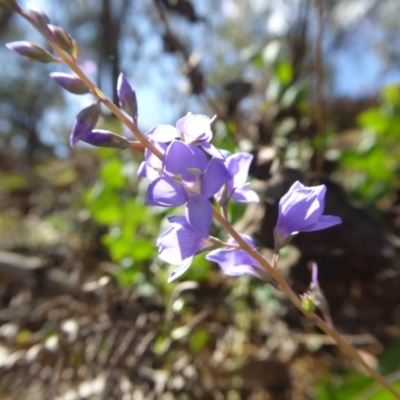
left=2, top=0, right=400, bottom=398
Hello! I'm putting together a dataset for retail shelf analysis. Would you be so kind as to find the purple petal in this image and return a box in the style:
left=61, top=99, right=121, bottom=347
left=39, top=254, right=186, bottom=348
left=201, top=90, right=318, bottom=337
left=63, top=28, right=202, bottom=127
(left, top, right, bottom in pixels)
left=301, top=215, right=342, bottom=232
left=206, top=234, right=269, bottom=280
left=168, top=215, right=189, bottom=227
left=157, top=223, right=206, bottom=264
left=231, top=187, right=259, bottom=203
left=176, top=113, right=214, bottom=143
left=168, top=257, right=194, bottom=282
left=146, top=176, right=188, bottom=206
left=138, top=144, right=166, bottom=181
left=226, top=152, right=253, bottom=188
left=201, top=158, right=232, bottom=198
left=146, top=124, right=180, bottom=142
left=206, top=248, right=259, bottom=277
left=310, top=263, right=318, bottom=290
left=186, top=195, right=212, bottom=237
left=200, top=142, right=224, bottom=159
left=164, top=141, right=208, bottom=178
left=138, top=161, right=161, bottom=181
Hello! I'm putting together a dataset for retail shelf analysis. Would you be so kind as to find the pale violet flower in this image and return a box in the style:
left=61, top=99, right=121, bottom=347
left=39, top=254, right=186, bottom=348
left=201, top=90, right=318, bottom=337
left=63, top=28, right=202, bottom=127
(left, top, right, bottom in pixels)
left=146, top=113, right=222, bottom=158
left=274, top=181, right=342, bottom=248
left=146, top=140, right=231, bottom=237
left=206, top=234, right=270, bottom=280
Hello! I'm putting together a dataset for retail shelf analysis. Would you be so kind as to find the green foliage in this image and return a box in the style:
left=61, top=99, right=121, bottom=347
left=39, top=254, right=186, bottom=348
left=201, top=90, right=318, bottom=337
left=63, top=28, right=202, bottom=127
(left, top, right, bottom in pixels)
left=315, top=337, right=400, bottom=399
left=85, top=148, right=160, bottom=287
left=339, top=84, right=400, bottom=205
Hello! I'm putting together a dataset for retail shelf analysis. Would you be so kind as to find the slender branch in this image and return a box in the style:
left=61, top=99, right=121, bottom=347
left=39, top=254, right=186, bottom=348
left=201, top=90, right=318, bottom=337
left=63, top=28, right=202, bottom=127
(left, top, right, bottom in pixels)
left=213, top=210, right=400, bottom=399
left=314, top=0, right=325, bottom=180
left=152, top=0, right=227, bottom=120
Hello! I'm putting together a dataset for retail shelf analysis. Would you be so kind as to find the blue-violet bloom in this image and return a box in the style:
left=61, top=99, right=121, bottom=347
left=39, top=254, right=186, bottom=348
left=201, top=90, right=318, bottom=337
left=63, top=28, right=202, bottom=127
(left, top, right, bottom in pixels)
left=146, top=113, right=222, bottom=158
left=206, top=234, right=270, bottom=280
left=274, top=181, right=342, bottom=248
left=146, top=140, right=231, bottom=237
left=215, top=152, right=259, bottom=206
left=157, top=216, right=212, bottom=282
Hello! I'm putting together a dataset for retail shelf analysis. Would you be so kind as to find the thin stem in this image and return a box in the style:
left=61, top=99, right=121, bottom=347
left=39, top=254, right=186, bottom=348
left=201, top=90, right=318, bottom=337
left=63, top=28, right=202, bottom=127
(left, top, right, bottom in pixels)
left=271, top=250, right=279, bottom=269
left=314, top=0, right=325, bottom=180
left=213, top=209, right=400, bottom=399
left=19, top=8, right=163, bottom=161
left=221, top=206, right=229, bottom=221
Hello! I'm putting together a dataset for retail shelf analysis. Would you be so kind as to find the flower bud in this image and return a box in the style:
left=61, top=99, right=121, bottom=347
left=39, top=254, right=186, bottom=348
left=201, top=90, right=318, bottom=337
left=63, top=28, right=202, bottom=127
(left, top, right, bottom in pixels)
left=300, top=292, right=317, bottom=314
left=50, top=72, right=89, bottom=95
left=26, top=5, right=51, bottom=37
left=117, top=73, right=138, bottom=123
left=6, top=41, right=58, bottom=63
left=70, top=103, right=100, bottom=146
left=47, top=24, right=77, bottom=58
left=82, top=130, right=131, bottom=149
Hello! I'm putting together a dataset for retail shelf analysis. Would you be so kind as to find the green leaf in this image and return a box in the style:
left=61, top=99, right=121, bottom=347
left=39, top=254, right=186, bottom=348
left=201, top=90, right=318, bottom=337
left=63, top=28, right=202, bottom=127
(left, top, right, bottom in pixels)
left=274, top=60, right=293, bottom=85
left=189, top=328, right=210, bottom=353
left=357, top=109, right=388, bottom=134
left=100, top=158, right=125, bottom=189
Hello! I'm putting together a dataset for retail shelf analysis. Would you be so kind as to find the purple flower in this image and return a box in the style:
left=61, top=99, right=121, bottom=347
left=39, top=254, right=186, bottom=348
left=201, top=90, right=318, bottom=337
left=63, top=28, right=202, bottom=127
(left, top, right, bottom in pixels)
left=146, top=140, right=231, bottom=237
left=137, top=141, right=167, bottom=181
left=117, top=73, right=138, bottom=124
left=274, top=181, right=342, bottom=248
left=215, top=152, right=259, bottom=206
left=70, top=103, right=100, bottom=146
left=206, top=234, right=269, bottom=280
left=157, top=216, right=212, bottom=282
left=146, top=113, right=222, bottom=158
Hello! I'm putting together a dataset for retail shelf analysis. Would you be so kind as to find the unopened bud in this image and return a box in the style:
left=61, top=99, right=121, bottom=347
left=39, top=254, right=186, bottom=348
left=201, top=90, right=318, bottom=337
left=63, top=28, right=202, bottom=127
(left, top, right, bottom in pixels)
left=50, top=72, right=89, bottom=95
left=47, top=24, right=77, bottom=58
left=82, top=130, right=131, bottom=149
left=300, top=292, right=317, bottom=314
left=6, top=41, right=58, bottom=63
left=117, top=73, right=138, bottom=123
left=26, top=5, right=51, bottom=37
left=70, top=103, right=100, bottom=146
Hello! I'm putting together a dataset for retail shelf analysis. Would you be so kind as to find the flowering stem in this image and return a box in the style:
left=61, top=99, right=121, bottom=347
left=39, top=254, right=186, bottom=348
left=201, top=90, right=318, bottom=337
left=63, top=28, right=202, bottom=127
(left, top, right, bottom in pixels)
left=19, top=8, right=163, bottom=161
left=271, top=250, right=278, bottom=269
left=221, top=205, right=229, bottom=221
left=18, top=7, right=400, bottom=397
left=213, top=208, right=400, bottom=398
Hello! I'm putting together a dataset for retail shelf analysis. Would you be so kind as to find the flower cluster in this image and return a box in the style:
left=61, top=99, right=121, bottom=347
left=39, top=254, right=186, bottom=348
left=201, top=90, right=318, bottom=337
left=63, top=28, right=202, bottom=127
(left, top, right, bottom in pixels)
left=6, top=10, right=342, bottom=282
left=138, top=113, right=261, bottom=281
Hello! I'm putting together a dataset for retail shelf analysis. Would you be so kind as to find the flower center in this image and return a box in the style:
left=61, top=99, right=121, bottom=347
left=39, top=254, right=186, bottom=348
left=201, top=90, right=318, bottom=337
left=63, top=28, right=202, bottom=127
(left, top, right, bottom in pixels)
left=183, top=178, right=201, bottom=195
